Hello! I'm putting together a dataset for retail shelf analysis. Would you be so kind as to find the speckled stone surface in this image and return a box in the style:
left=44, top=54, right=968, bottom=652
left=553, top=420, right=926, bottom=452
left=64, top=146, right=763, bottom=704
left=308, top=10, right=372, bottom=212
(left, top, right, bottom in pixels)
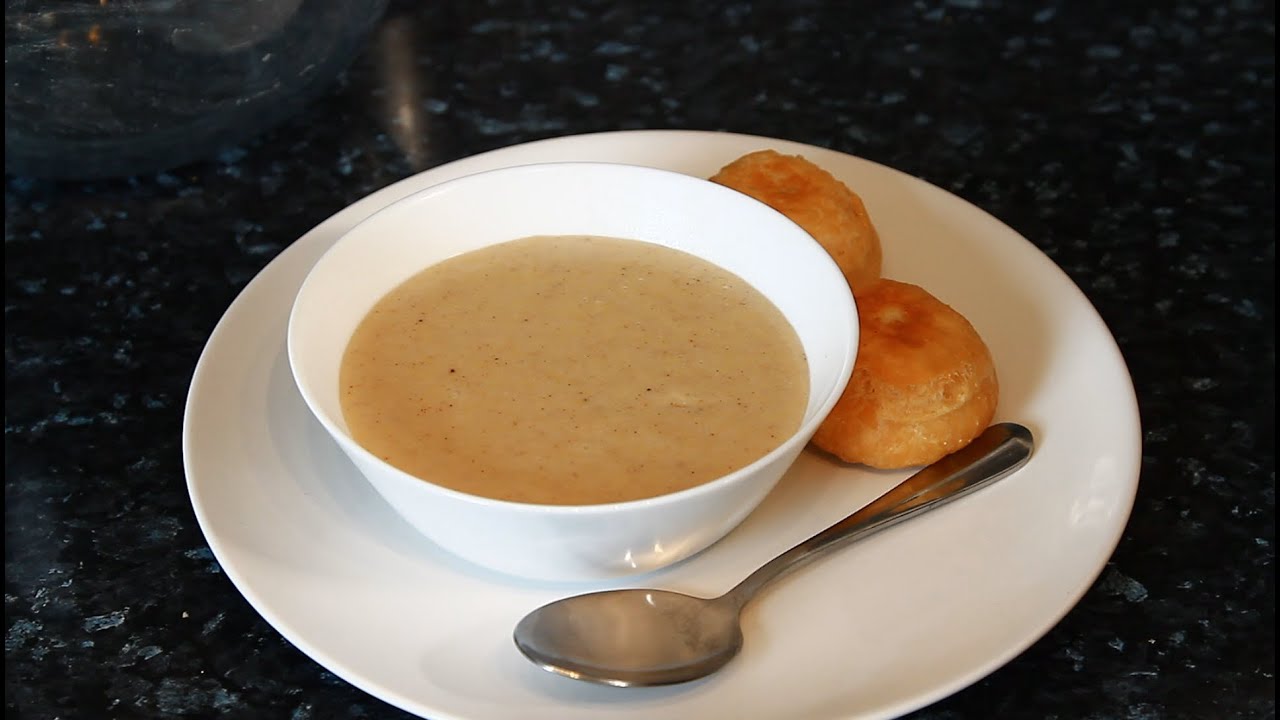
left=5, top=1, right=1274, bottom=718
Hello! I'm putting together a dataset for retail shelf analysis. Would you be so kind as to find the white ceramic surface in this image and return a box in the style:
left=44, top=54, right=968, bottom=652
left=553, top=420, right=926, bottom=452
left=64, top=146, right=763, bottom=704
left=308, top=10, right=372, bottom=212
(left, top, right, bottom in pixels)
left=183, top=130, right=1142, bottom=720
left=286, top=162, right=858, bottom=581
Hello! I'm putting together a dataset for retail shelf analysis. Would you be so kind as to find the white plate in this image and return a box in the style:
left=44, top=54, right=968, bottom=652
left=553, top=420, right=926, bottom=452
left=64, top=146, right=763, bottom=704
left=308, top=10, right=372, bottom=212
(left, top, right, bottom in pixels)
left=183, top=130, right=1142, bottom=720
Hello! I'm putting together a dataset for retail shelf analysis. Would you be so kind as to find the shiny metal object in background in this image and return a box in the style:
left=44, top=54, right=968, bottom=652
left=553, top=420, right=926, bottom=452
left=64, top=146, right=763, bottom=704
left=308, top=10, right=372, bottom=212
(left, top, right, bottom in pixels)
left=4, top=0, right=388, bottom=179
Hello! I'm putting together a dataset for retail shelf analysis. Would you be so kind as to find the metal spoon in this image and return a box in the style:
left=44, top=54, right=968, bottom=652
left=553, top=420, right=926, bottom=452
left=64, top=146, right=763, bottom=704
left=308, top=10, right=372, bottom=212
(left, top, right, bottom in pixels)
left=513, top=422, right=1034, bottom=687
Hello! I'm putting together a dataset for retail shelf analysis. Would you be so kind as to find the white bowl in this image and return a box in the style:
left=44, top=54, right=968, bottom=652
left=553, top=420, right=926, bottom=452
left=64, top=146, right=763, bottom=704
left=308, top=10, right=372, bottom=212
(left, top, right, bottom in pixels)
left=287, top=161, right=858, bottom=582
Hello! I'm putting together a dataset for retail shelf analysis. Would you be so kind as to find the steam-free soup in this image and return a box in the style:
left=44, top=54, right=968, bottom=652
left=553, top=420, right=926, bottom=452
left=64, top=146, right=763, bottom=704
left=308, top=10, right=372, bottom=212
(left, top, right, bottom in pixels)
left=339, top=235, right=808, bottom=505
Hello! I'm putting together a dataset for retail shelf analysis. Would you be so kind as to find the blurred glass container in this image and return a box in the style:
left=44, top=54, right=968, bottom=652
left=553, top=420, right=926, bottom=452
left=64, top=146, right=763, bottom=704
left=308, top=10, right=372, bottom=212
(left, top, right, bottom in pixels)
left=4, top=0, right=388, bottom=179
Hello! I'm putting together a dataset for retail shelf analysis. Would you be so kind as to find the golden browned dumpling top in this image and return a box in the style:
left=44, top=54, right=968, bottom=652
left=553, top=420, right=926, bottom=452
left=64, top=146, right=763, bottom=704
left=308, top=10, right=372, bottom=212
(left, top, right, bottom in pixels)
left=711, top=149, right=883, bottom=295
left=812, top=279, right=999, bottom=469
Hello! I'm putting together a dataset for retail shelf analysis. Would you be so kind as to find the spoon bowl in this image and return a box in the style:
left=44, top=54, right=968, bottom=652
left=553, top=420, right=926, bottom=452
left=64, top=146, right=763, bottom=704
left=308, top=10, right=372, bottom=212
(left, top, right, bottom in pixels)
left=516, top=589, right=742, bottom=686
left=514, top=422, right=1035, bottom=686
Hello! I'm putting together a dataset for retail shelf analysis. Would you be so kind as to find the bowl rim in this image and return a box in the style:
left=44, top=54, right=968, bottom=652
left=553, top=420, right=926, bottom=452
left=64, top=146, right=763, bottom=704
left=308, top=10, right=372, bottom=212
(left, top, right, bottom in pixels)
left=286, top=160, right=859, bottom=516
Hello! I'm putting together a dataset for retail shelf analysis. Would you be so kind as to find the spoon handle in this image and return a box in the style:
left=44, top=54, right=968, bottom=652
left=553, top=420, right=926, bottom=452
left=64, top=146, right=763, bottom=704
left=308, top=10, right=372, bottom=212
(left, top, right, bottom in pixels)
left=719, top=422, right=1034, bottom=611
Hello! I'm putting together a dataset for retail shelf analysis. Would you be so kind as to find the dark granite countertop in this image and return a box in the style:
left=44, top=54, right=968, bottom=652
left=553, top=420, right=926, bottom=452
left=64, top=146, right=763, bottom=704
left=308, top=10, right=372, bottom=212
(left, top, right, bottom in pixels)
left=5, top=1, right=1274, bottom=718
